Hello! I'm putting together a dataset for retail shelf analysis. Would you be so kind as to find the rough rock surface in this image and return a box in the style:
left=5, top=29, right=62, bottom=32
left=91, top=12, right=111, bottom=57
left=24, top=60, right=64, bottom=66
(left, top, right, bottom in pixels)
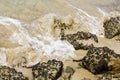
left=103, top=17, right=120, bottom=39
left=74, top=46, right=120, bottom=74
left=31, top=59, right=63, bottom=80
left=63, top=31, right=98, bottom=50
left=0, top=66, right=28, bottom=80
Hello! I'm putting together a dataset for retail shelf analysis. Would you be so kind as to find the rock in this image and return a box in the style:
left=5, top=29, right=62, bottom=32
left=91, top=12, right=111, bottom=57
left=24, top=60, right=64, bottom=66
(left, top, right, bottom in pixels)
left=65, top=31, right=98, bottom=43
left=59, top=66, right=75, bottom=80
left=53, top=19, right=71, bottom=39
left=62, top=31, right=98, bottom=50
left=0, top=66, right=28, bottom=80
left=32, top=59, right=63, bottom=80
left=75, top=46, right=120, bottom=74
left=103, top=17, right=120, bottom=39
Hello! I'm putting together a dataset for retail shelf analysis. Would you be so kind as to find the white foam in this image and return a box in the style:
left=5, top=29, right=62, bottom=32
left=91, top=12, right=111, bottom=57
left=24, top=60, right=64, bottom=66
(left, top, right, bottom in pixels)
left=0, top=15, right=75, bottom=66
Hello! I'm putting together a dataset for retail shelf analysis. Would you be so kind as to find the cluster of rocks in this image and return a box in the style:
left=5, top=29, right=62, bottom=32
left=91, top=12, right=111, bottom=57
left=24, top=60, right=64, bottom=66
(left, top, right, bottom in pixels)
left=0, top=16, right=120, bottom=80
left=0, top=66, right=28, bottom=80
left=54, top=19, right=99, bottom=51
left=0, top=59, right=64, bottom=80
left=52, top=16, right=120, bottom=79
left=103, top=16, right=120, bottom=39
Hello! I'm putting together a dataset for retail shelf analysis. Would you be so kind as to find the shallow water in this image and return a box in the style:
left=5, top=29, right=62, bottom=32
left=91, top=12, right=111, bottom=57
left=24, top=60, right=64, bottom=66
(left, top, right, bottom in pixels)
left=0, top=0, right=120, bottom=79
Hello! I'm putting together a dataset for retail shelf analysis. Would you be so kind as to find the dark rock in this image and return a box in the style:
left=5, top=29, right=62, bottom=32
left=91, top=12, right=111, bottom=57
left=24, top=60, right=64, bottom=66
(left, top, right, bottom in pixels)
left=74, top=46, right=120, bottom=74
left=61, top=31, right=98, bottom=50
left=64, top=31, right=98, bottom=43
left=103, top=17, right=120, bottom=39
left=0, top=66, right=28, bottom=80
left=32, top=59, right=63, bottom=80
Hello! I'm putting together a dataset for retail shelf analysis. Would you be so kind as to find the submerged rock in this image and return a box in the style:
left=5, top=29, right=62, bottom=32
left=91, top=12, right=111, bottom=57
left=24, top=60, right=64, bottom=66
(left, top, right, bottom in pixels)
left=59, top=66, right=75, bottom=80
left=62, top=31, right=98, bottom=50
left=74, top=46, right=120, bottom=74
left=0, top=66, right=28, bottom=80
left=32, top=59, right=63, bottom=80
left=103, top=17, right=120, bottom=39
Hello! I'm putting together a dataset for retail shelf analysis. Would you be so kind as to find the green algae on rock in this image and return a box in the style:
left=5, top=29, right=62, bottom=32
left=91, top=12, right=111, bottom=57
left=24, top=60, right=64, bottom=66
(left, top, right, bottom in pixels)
left=31, top=59, right=63, bottom=80
left=103, top=17, right=120, bottom=39
left=0, top=66, right=28, bottom=80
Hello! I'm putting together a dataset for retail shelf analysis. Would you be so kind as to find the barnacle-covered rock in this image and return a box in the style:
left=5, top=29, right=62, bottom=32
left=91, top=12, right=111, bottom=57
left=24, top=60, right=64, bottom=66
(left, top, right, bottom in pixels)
left=62, top=31, right=98, bottom=50
left=32, top=59, right=63, bottom=80
left=0, top=66, right=28, bottom=80
left=103, top=17, right=120, bottom=39
left=75, top=46, right=120, bottom=74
